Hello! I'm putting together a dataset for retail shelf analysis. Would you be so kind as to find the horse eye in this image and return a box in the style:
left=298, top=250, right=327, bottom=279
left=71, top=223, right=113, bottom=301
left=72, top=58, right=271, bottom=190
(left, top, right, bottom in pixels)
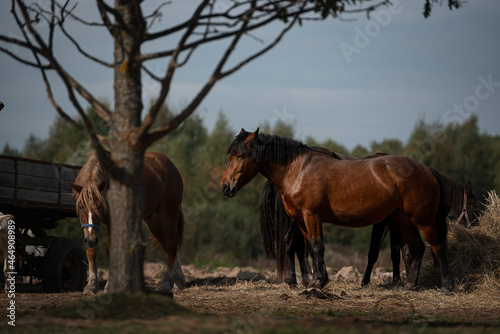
left=237, top=154, right=243, bottom=159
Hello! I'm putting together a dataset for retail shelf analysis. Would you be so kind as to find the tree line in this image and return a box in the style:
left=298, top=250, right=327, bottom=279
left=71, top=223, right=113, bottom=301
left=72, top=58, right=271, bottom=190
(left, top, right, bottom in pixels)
left=2, top=106, right=499, bottom=266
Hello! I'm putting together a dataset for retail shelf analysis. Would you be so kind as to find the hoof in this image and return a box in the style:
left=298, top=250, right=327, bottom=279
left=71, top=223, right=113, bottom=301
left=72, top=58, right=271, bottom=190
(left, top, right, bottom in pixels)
left=175, top=280, right=186, bottom=290
left=83, top=287, right=97, bottom=295
left=157, top=289, right=174, bottom=299
left=309, top=279, right=326, bottom=290
left=403, top=283, right=419, bottom=291
left=392, top=278, right=402, bottom=286
left=288, top=283, right=298, bottom=291
left=441, top=282, right=455, bottom=294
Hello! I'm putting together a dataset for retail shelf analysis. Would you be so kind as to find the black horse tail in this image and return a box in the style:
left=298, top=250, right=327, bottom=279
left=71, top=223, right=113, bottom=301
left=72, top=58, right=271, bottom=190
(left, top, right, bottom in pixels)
left=275, top=189, right=293, bottom=280
left=429, top=167, right=453, bottom=243
left=260, top=180, right=277, bottom=259
left=259, top=180, right=291, bottom=280
left=177, top=209, right=185, bottom=251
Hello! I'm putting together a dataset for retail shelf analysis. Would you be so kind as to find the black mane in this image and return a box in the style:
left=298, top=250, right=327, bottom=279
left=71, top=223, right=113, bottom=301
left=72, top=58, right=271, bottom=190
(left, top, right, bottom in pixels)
left=429, top=167, right=467, bottom=210
left=228, top=130, right=307, bottom=165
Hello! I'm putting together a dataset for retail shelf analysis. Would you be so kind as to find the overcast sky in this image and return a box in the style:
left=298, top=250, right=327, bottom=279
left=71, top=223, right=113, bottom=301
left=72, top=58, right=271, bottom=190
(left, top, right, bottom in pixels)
left=1, top=1, right=499, bottom=152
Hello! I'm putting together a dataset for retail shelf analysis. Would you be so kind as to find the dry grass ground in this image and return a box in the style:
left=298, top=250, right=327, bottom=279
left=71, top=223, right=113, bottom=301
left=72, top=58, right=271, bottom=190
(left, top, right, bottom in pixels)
left=3, top=192, right=500, bottom=333
left=420, top=190, right=500, bottom=292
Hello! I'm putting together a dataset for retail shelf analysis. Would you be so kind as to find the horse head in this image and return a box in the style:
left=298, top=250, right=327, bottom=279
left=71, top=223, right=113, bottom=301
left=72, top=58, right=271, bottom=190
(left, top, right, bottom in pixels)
left=70, top=180, right=108, bottom=247
left=221, top=128, right=261, bottom=197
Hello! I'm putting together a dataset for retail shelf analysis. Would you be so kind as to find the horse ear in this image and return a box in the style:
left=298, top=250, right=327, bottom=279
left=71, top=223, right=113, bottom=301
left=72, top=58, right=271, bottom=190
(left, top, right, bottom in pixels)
left=98, top=180, right=106, bottom=192
left=239, top=128, right=246, bottom=135
left=69, top=183, right=82, bottom=194
left=465, top=180, right=472, bottom=193
left=244, top=128, right=259, bottom=144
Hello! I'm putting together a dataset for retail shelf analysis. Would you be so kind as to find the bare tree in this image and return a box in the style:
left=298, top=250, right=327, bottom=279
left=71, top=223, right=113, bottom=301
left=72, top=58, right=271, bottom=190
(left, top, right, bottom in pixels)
left=0, top=0, right=462, bottom=293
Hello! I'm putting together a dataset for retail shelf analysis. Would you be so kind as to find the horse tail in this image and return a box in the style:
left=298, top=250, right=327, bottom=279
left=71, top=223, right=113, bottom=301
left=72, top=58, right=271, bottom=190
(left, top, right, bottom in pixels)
left=275, top=191, right=292, bottom=280
left=260, top=180, right=277, bottom=259
left=176, top=209, right=185, bottom=251
left=429, top=167, right=452, bottom=242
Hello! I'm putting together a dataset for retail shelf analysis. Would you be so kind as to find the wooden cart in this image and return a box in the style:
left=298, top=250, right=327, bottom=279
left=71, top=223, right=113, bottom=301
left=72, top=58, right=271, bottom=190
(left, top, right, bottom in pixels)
left=0, top=155, right=86, bottom=292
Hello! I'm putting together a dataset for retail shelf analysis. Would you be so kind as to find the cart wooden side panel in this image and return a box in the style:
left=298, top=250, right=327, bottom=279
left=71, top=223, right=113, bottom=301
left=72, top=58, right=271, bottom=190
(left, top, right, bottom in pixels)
left=0, top=155, right=81, bottom=228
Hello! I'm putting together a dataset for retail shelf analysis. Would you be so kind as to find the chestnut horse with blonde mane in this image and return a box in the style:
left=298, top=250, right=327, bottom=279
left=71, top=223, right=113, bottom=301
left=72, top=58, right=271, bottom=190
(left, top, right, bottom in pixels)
left=221, top=129, right=453, bottom=292
left=70, top=151, right=185, bottom=294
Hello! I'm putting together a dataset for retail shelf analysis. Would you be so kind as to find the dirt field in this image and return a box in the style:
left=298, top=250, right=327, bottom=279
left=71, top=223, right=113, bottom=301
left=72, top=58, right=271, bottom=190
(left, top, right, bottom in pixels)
left=2, top=262, right=500, bottom=333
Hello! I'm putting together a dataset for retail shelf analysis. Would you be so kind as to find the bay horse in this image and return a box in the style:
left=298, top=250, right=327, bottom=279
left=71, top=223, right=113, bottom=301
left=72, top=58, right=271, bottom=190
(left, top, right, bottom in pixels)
left=70, top=151, right=186, bottom=294
left=361, top=172, right=480, bottom=286
left=261, top=150, right=480, bottom=289
left=221, top=129, right=453, bottom=291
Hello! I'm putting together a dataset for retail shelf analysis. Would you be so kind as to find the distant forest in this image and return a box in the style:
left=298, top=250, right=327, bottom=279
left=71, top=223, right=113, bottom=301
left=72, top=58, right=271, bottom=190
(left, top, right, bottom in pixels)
left=3, top=103, right=500, bottom=267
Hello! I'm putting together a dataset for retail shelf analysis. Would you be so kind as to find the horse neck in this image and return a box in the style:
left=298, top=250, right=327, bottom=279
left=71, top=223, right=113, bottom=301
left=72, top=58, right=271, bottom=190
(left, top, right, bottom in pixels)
left=258, top=154, right=307, bottom=195
left=445, top=179, right=465, bottom=210
left=260, top=163, right=286, bottom=193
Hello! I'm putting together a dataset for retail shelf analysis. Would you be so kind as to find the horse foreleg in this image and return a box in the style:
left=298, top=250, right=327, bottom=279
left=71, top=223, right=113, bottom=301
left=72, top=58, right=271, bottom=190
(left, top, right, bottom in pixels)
left=301, top=215, right=328, bottom=289
left=103, top=232, right=111, bottom=293
left=362, top=221, right=388, bottom=287
left=291, top=222, right=312, bottom=288
left=84, top=246, right=98, bottom=294
left=283, top=223, right=299, bottom=289
left=0, top=237, right=7, bottom=291
left=296, top=240, right=312, bottom=288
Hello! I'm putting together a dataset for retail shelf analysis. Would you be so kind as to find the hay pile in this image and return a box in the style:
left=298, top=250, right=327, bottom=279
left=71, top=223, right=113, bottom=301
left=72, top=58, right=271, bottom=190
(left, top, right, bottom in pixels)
left=420, top=190, right=500, bottom=292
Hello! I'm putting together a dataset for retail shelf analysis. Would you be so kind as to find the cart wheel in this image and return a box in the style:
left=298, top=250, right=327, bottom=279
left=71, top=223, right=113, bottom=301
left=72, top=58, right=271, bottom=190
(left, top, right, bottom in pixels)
left=42, top=238, right=87, bottom=293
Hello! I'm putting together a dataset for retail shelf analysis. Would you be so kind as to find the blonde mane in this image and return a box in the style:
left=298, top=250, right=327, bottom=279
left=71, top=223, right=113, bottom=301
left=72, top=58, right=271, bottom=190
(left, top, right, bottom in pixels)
left=73, top=153, right=108, bottom=218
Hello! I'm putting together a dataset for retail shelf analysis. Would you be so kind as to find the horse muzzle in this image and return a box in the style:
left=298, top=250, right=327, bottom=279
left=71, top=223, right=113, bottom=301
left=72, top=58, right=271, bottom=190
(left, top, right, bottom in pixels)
left=84, top=237, right=99, bottom=248
left=221, top=182, right=237, bottom=198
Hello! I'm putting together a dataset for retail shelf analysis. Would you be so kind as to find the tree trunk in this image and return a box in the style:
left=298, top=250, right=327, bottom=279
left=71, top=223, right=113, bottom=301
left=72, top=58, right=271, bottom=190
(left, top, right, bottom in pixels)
left=106, top=0, right=146, bottom=293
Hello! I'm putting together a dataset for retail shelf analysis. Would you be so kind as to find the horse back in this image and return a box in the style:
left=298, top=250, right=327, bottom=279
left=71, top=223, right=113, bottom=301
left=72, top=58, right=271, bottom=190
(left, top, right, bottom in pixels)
left=283, top=153, right=439, bottom=227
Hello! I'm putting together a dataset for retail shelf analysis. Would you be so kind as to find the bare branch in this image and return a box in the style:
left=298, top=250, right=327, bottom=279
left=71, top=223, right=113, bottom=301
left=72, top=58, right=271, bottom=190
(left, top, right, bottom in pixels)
left=0, top=45, right=50, bottom=69
left=132, top=0, right=210, bottom=148
left=8, top=0, right=113, bottom=164
left=59, top=20, right=115, bottom=67
left=220, top=4, right=304, bottom=79
left=142, top=1, right=258, bottom=147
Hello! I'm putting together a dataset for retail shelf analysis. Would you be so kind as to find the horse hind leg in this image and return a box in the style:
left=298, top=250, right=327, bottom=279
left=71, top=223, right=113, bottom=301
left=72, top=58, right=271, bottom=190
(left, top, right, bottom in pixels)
left=158, top=250, right=186, bottom=293
left=388, top=219, right=403, bottom=285
left=147, top=207, right=186, bottom=294
left=391, top=210, right=425, bottom=291
left=173, top=256, right=186, bottom=289
left=418, top=223, right=453, bottom=292
left=362, top=221, right=388, bottom=287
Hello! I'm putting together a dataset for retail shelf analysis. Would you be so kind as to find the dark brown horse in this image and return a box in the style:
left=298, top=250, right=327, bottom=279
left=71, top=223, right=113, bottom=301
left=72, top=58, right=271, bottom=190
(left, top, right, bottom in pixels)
left=70, top=151, right=186, bottom=294
left=221, top=129, right=453, bottom=291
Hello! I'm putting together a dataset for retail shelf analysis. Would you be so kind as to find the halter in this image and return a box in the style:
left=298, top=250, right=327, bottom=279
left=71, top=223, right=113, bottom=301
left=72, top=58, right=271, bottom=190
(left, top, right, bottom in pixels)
left=80, top=218, right=101, bottom=230
left=455, top=190, right=471, bottom=228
